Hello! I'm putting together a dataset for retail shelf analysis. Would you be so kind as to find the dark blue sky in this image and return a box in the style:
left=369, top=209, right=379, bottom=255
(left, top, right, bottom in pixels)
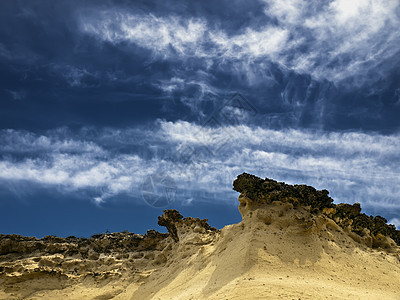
left=1, top=0, right=400, bottom=237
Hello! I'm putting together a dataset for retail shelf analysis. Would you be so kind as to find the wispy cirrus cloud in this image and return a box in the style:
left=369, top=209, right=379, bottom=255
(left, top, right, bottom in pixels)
left=50, top=65, right=100, bottom=88
left=0, top=129, right=104, bottom=154
left=0, top=121, right=399, bottom=221
left=1, top=0, right=399, bottom=238
left=2, top=1, right=399, bottom=133
left=79, top=0, right=400, bottom=85
left=262, top=0, right=400, bottom=84
left=80, top=12, right=207, bottom=59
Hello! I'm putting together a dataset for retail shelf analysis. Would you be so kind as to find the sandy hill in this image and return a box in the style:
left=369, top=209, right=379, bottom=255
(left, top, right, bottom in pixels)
left=1, top=173, right=399, bottom=299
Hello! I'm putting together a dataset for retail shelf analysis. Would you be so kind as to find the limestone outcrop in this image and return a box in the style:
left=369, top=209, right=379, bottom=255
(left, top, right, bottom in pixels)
left=233, top=172, right=400, bottom=247
left=0, top=173, right=399, bottom=299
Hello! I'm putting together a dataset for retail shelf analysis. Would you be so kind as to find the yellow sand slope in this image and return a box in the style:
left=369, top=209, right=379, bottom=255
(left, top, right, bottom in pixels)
left=127, top=202, right=400, bottom=300
left=1, top=201, right=399, bottom=299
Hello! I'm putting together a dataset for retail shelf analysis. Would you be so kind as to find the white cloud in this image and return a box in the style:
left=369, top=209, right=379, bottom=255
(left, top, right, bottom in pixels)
left=389, top=218, right=400, bottom=229
left=81, top=12, right=207, bottom=58
left=0, top=129, right=104, bottom=154
left=0, top=153, right=148, bottom=201
left=263, top=0, right=400, bottom=83
left=209, top=26, right=289, bottom=60
left=0, top=122, right=399, bottom=216
left=79, top=1, right=400, bottom=85
left=262, top=0, right=306, bottom=24
left=157, top=121, right=400, bottom=208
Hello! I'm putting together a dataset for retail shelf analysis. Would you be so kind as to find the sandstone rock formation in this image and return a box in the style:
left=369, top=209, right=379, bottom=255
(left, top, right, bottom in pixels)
left=0, top=173, right=399, bottom=299
left=233, top=172, right=400, bottom=247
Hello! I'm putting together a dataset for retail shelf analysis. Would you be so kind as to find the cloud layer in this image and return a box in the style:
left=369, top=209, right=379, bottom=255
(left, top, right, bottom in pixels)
left=2, top=1, right=399, bottom=133
left=80, top=0, right=400, bottom=85
left=0, top=1, right=399, bottom=234
left=1, top=121, right=399, bottom=222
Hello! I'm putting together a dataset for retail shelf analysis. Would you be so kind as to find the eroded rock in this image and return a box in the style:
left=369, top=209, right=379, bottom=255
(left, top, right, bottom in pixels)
left=233, top=172, right=400, bottom=247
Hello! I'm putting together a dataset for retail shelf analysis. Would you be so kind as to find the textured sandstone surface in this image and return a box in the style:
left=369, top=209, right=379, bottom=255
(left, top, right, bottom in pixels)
left=1, top=173, right=399, bottom=299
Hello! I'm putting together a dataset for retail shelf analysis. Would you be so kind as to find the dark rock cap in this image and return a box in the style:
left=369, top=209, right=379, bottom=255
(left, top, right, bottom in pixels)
left=233, top=172, right=400, bottom=246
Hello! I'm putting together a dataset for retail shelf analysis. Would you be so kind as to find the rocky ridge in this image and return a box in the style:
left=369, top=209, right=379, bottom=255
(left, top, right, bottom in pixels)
left=0, top=173, right=399, bottom=299
left=0, top=214, right=217, bottom=299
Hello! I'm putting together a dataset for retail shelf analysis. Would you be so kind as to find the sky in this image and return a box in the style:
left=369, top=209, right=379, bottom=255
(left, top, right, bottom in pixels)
left=1, top=0, right=400, bottom=237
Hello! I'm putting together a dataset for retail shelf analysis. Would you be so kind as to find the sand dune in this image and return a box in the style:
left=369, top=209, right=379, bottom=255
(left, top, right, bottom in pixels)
left=1, top=174, right=399, bottom=299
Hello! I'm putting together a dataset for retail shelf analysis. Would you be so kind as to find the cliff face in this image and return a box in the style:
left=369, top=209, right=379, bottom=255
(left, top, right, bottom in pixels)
left=1, top=173, right=400, bottom=300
